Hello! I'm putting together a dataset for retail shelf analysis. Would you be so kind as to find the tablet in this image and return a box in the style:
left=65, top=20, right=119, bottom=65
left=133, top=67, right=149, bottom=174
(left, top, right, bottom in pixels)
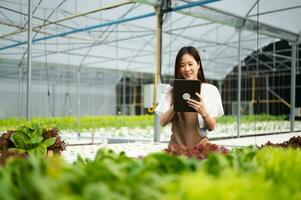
left=173, top=79, right=201, bottom=112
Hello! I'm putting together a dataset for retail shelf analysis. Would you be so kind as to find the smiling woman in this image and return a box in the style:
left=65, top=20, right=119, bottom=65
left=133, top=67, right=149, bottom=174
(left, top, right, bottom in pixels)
left=155, top=46, right=224, bottom=148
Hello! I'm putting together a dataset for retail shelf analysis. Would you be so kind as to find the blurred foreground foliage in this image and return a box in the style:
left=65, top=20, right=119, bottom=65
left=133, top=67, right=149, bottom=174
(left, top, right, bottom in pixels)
left=0, top=146, right=300, bottom=200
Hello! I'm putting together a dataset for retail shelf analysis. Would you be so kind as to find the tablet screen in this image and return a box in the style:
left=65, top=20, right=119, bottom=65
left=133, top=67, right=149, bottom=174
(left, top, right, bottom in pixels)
left=173, top=79, right=201, bottom=112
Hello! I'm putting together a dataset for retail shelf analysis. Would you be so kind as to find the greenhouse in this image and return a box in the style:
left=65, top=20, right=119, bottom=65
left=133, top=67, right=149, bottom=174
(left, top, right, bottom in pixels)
left=0, top=0, right=301, bottom=199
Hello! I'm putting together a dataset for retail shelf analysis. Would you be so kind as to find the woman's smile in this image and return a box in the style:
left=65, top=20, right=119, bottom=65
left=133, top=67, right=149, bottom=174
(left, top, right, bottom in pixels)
left=180, top=54, right=200, bottom=80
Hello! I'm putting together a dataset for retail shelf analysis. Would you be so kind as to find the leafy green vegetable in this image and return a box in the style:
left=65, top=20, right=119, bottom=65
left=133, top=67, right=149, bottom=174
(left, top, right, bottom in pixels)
left=0, top=147, right=301, bottom=199
left=9, top=121, right=56, bottom=158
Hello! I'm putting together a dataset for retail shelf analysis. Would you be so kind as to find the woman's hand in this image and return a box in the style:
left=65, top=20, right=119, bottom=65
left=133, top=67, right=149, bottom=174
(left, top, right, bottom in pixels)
left=187, top=92, right=216, bottom=131
left=187, top=93, right=208, bottom=118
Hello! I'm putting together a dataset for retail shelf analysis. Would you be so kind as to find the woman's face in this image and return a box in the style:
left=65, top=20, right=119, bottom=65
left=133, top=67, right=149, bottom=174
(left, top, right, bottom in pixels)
left=179, top=53, right=199, bottom=80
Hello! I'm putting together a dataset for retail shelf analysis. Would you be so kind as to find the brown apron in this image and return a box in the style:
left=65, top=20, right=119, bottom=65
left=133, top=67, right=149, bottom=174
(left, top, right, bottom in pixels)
left=170, top=112, right=207, bottom=148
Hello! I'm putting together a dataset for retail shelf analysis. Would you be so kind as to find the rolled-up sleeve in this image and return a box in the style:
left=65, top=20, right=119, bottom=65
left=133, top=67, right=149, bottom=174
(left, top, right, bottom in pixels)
left=198, top=84, right=224, bottom=128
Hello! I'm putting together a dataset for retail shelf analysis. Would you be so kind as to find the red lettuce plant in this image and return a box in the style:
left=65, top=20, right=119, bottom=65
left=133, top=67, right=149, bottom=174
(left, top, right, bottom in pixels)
left=165, top=142, right=229, bottom=160
left=259, top=136, right=301, bottom=149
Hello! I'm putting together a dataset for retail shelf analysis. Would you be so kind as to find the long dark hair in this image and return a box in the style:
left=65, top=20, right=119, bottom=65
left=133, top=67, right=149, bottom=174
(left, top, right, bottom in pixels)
left=174, top=46, right=206, bottom=83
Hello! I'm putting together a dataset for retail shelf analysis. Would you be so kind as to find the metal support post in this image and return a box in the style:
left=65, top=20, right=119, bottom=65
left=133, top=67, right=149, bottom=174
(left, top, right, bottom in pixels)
left=290, top=43, right=296, bottom=132
left=237, top=29, right=242, bottom=137
left=154, top=1, right=164, bottom=143
left=265, top=75, right=269, bottom=114
left=76, top=69, right=81, bottom=136
left=26, top=0, right=32, bottom=120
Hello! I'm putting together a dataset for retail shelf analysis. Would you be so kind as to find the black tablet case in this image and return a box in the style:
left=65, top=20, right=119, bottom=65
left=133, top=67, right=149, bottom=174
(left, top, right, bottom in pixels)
left=173, top=79, right=201, bottom=112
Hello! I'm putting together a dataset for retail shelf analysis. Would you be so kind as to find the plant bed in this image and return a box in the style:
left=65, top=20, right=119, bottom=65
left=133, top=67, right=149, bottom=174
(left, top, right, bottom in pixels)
left=0, top=121, right=67, bottom=164
left=0, top=147, right=300, bottom=200
left=259, top=135, right=301, bottom=149
left=165, top=142, right=229, bottom=160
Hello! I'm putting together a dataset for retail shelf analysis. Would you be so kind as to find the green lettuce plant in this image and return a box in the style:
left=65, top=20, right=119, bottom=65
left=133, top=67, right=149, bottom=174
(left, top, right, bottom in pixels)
left=9, top=121, right=56, bottom=158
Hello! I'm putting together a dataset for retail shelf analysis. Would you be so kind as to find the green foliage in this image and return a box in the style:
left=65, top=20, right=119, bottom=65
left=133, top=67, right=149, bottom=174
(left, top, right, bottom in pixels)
left=0, top=147, right=301, bottom=199
left=0, top=117, right=26, bottom=131
left=164, top=170, right=278, bottom=200
left=0, top=115, right=155, bottom=131
left=255, top=147, right=301, bottom=194
left=191, top=146, right=257, bottom=177
left=0, top=114, right=287, bottom=133
left=240, top=114, right=286, bottom=123
left=163, top=147, right=301, bottom=200
left=216, top=115, right=236, bottom=124
left=0, top=149, right=201, bottom=200
left=8, top=121, right=56, bottom=158
left=217, top=114, right=286, bottom=124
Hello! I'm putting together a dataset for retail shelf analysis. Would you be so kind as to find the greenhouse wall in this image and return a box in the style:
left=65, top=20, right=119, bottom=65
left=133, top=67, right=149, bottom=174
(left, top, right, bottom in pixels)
left=0, top=78, right=117, bottom=118
left=222, top=40, right=301, bottom=116
left=0, top=58, right=122, bottom=118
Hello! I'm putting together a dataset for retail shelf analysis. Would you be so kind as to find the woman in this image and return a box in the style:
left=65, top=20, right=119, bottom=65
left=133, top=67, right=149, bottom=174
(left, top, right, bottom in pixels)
left=155, top=46, right=224, bottom=148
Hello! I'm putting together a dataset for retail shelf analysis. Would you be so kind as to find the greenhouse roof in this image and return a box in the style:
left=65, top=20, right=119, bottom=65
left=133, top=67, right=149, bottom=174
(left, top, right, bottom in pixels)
left=0, top=0, right=300, bottom=80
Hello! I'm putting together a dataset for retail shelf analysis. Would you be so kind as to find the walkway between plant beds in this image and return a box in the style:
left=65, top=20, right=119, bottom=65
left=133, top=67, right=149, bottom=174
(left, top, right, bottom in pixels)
left=60, top=132, right=300, bottom=163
